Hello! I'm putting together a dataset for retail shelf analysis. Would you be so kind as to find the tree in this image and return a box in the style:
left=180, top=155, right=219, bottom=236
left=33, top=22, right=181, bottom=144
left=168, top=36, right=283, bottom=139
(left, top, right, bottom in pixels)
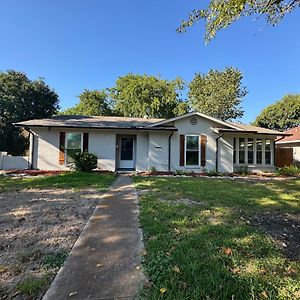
left=0, top=70, right=59, bottom=155
left=110, top=74, right=188, bottom=119
left=61, top=89, right=112, bottom=116
left=253, top=94, right=300, bottom=131
left=178, top=0, right=300, bottom=42
left=188, top=68, right=247, bottom=121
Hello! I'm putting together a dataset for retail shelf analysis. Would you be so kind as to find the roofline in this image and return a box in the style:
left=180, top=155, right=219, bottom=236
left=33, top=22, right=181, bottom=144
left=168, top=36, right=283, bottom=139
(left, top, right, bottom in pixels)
left=146, top=111, right=244, bottom=131
left=215, top=128, right=291, bottom=136
left=276, top=139, right=300, bottom=144
left=16, top=124, right=178, bottom=132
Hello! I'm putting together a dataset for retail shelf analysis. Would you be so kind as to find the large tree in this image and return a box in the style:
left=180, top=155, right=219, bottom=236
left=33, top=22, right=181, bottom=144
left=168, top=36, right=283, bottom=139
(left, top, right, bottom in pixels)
left=61, top=89, right=112, bottom=116
left=178, top=0, right=300, bottom=42
left=110, top=74, right=188, bottom=118
left=188, top=67, right=247, bottom=121
left=253, top=94, right=300, bottom=131
left=0, top=70, right=59, bottom=155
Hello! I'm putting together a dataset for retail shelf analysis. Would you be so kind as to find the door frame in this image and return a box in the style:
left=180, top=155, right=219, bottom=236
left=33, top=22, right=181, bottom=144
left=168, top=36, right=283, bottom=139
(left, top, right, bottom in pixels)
left=116, top=135, right=136, bottom=170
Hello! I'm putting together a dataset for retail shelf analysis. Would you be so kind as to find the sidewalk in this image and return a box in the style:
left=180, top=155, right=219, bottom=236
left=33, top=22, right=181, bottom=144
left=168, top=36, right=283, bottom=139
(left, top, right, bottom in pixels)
left=43, top=175, right=144, bottom=300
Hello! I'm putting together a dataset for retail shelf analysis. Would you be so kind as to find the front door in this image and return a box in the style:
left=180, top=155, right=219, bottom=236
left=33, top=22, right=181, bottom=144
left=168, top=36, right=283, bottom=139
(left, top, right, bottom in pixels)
left=119, top=137, right=135, bottom=169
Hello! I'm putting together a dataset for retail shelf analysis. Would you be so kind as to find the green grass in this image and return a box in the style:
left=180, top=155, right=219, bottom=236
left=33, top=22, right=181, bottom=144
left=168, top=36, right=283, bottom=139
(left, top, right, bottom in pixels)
left=18, top=276, right=49, bottom=296
left=0, top=172, right=116, bottom=193
left=135, top=177, right=300, bottom=300
left=42, top=251, right=68, bottom=270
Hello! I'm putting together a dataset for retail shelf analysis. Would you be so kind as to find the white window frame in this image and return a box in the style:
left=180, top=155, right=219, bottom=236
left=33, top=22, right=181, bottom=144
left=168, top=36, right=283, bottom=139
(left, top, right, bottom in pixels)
left=184, top=134, right=200, bottom=167
left=65, top=132, right=83, bottom=165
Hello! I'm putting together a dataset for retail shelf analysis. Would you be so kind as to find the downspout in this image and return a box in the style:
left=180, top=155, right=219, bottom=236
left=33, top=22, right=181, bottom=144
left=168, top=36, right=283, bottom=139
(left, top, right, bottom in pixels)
left=168, top=132, right=174, bottom=172
left=215, top=133, right=224, bottom=173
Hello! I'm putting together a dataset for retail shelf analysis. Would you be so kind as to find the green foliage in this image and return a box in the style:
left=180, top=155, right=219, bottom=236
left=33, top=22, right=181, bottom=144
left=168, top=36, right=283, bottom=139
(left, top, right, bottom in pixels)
left=276, top=165, right=300, bottom=177
left=42, top=251, right=68, bottom=270
left=149, top=166, right=157, bottom=173
left=61, top=89, right=112, bottom=116
left=253, top=94, right=300, bottom=131
left=110, top=74, right=188, bottom=118
left=18, top=276, right=48, bottom=296
left=72, top=152, right=98, bottom=172
left=177, top=0, right=300, bottom=42
left=188, top=68, right=247, bottom=120
left=0, top=70, right=59, bottom=155
left=235, top=166, right=250, bottom=175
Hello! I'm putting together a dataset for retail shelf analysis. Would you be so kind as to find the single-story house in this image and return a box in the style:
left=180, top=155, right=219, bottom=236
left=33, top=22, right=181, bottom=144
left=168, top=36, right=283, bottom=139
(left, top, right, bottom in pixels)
left=15, top=111, right=288, bottom=173
left=276, top=126, right=300, bottom=167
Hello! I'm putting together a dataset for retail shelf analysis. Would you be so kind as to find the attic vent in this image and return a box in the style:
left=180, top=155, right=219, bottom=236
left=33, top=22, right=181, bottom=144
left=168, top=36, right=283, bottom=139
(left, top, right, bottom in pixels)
left=190, top=117, right=198, bottom=125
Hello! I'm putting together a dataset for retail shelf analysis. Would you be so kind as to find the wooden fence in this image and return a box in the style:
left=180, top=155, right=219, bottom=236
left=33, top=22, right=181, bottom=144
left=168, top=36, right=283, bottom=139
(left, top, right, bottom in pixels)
left=275, top=148, right=293, bottom=167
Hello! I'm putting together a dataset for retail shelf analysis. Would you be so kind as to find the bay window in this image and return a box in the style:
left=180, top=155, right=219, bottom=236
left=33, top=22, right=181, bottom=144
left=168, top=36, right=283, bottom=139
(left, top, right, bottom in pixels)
left=185, top=135, right=199, bottom=166
left=66, top=133, right=82, bottom=164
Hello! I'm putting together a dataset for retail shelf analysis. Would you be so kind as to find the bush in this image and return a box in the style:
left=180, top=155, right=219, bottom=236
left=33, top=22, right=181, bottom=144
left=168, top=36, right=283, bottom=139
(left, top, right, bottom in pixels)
left=72, top=152, right=98, bottom=172
left=276, top=165, right=300, bottom=176
left=235, top=166, right=249, bottom=175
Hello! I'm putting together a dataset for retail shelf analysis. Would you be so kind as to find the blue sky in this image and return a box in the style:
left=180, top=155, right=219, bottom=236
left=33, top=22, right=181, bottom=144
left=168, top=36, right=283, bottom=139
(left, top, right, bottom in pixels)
left=0, top=0, right=299, bottom=123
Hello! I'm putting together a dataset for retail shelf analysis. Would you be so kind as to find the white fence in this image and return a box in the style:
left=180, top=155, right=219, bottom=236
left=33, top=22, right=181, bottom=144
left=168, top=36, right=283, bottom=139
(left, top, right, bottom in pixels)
left=0, top=152, right=30, bottom=170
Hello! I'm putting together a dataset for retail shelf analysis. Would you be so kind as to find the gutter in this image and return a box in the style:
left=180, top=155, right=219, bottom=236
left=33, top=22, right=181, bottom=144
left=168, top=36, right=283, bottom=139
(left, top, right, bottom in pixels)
left=168, top=132, right=174, bottom=171
left=215, top=133, right=224, bottom=173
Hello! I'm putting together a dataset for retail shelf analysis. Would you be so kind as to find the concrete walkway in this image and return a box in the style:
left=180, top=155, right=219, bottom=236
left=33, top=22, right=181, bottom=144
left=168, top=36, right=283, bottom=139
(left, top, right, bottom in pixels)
left=43, top=175, right=144, bottom=300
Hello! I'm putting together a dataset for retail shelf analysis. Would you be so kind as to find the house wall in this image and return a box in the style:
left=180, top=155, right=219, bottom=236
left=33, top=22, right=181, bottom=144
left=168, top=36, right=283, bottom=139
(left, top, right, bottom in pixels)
left=31, top=128, right=117, bottom=171
left=136, top=133, right=149, bottom=172
left=0, top=152, right=30, bottom=170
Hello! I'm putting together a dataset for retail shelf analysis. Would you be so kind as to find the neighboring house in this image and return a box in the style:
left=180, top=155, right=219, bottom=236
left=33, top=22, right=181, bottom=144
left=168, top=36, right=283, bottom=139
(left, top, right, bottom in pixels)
left=276, top=126, right=300, bottom=167
left=14, top=112, right=288, bottom=173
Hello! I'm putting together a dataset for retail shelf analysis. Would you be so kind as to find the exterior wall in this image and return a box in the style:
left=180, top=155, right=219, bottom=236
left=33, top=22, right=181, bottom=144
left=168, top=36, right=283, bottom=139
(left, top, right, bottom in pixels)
left=148, top=132, right=170, bottom=171
left=0, top=152, right=30, bottom=170
left=136, top=133, right=149, bottom=172
left=170, top=116, right=219, bottom=172
left=31, top=128, right=117, bottom=171
left=218, top=136, right=234, bottom=173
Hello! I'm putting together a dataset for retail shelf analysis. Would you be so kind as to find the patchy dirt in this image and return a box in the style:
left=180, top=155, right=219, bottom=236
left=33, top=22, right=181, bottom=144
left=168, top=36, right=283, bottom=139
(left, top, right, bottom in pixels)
left=0, top=188, right=102, bottom=300
left=250, top=212, right=300, bottom=260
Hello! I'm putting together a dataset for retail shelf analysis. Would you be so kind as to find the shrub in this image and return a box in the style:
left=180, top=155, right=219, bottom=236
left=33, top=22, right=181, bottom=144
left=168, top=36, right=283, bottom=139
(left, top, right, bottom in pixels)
left=72, top=152, right=98, bottom=172
left=149, top=166, right=157, bottom=173
left=276, top=165, right=300, bottom=177
left=235, top=166, right=249, bottom=175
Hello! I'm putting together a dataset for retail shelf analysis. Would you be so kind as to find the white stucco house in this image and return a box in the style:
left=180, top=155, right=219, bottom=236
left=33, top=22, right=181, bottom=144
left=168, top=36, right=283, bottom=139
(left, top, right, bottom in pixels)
left=15, top=111, right=288, bottom=173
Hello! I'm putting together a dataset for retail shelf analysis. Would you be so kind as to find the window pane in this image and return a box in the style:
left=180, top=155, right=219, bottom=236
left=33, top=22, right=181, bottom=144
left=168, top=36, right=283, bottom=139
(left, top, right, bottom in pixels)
left=186, top=151, right=199, bottom=166
left=121, top=138, right=133, bottom=160
left=265, top=152, right=271, bottom=164
left=186, top=136, right=199, bottom=150
left=265, top=139, right=271, bottom=151
left=248, top=138, right=253, bottom=151
left=256, top=139, right=262, bottom=151
left=239, top=138, right=245, bottom=150
left=67, top=133, right=81, bottom=149
left=247, top=138, right=253, bottom=164
left=248, top=151, right=253, bottom=164
left=257, top=151, right=262, bottom=164
left=239, top=151, right=245, bottom=164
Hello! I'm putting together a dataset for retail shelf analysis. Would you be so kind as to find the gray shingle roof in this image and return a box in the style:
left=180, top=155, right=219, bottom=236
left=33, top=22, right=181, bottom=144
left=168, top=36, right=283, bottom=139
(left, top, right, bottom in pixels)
left=14, top=115, right=177, bottom=130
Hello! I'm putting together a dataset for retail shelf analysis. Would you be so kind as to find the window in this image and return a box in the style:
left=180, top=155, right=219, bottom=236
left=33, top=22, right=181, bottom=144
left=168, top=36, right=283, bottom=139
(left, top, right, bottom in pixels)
left=185, top=135, right=199, bottom=166
left=247, top=138, right=254, bottom=164
left=239, top=138, right=245, bottom=164
left=233, top=138, right=237, bottom=164
left=256, top=139, right=262, bottom=164
left=265, top=139, right=271, bottom=164
left=66, top=133, right=82, bottom=164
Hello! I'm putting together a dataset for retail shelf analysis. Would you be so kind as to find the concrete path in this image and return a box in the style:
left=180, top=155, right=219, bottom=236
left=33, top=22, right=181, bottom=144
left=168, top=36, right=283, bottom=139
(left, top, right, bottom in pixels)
left=43, top=175, right=144, bottom=300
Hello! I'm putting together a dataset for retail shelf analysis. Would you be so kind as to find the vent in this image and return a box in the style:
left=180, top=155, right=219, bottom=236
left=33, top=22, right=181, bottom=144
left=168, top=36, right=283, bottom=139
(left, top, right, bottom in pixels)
left=190, top=117, right=198, bottom=125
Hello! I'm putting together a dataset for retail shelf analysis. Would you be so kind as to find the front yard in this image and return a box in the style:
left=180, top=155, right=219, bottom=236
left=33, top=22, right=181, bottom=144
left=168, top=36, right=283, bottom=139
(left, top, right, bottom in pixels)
left=0, top=172, right=116, bottom=299
left=135, top=177, right=300, bottom=300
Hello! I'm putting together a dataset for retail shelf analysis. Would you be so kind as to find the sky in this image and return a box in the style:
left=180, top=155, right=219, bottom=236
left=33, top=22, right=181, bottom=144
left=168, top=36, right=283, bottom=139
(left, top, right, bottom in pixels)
left=0, top=0, right=299, bottom=124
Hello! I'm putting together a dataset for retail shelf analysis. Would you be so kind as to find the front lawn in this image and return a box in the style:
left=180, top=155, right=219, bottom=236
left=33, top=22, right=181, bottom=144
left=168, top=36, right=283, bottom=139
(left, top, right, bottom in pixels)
left=0, top=171, right=116, bottom=193
left=135, top=177, right=300, bottom=300
left=0, top=172, right=116, bottom=299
